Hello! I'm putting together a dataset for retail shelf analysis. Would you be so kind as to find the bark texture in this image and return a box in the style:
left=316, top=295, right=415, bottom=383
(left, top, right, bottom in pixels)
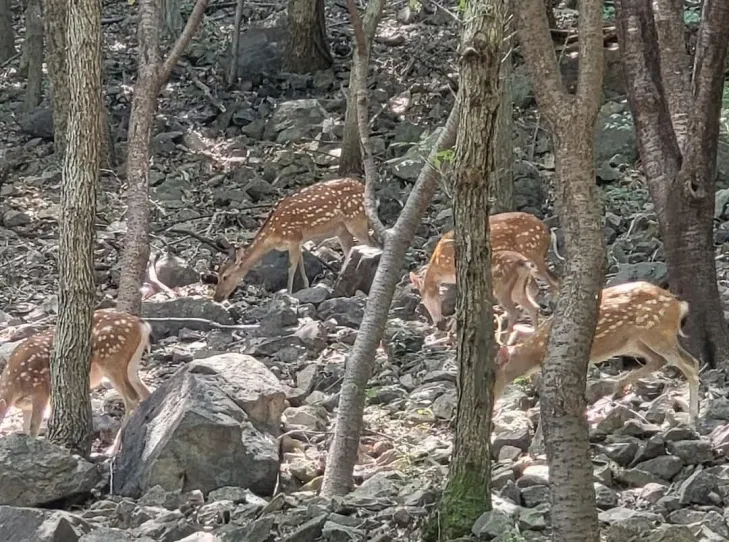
left=0, top=0, right=14, bottom=63
left=338, top=0, right=386, bottom=176
left=45, top=0, right=70, bottom=158
left=23, top=0, right=44, bottom=113
left=516, top=0, right=605, bottom=539
left=320, top=107, right=460, bottom=498
left=116, top=0, right=209, bottom=315
left=47, top=0, right=102, bottom=456
left=283, top=0, right=333, bottom=74
left=615, top=0, right=729, bottom=367
left=228, top=0, right=246, bottom=84
left=423, top=1, right=503, bottom=538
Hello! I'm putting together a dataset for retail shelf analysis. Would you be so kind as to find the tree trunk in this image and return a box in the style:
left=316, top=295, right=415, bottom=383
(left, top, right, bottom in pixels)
left=47, top=0, right=102, bottom=456
left=228, top=0, right=246, bottom=84
left=116, top=0, right=162, bottom=316
left=45, top=0, right=70, bottom=159
left=164, top=0, right=184, bottom=36
left=338, top=0, right=386, bottom=177
left=423, top=2, right=503, bottom=539
left=0, top=0, right=14, bottom=63
left=491, top=2, right=514, bottom=214
left=23, top=0, right=44, bottom=113
left=615, top=0, right=729, bottom=367
left=516, top=0, right=605, bottom=539
left=320, top=107, right=460, bottom=498
left=283, top=0, right=332, bottom=74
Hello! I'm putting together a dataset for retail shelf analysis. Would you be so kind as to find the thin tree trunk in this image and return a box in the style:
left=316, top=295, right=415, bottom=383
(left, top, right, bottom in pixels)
left=45, top=0, right=70, bottom=158
left=491, top=2, right=514, bottom=214
left=47, top=0, right=102, bottom=456
left=423, top=1, right=504, bottom=538
left=338, top=0, right=387, bottom=176
left=516, top=0, right=605, bottom=539
left=283, top=0, right=332, bottom=73
left=228, top=0, right=245, bottom=84
left=164, top=0, right=184, bottom=36
left=0, top=0, right=14, bottom=63
left=615, top=0, right=729, bottom=367
left=321, top=107, right=460, bottom=497
left=23, top=0, right=44, bottom=113
left=116, top=0, right=209, bottom=315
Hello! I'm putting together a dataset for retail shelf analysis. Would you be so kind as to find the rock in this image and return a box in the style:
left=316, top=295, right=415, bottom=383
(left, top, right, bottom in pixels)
left=317, top=297, right=365, bottom=328
left=518, top=506, right=547, bottom=531
left=0, top=505, right=91, bottom=542
left=80, top=528, right=155, bottom=542
left=322, top=521, right=366, bottom=541
left=0, top=435, right=101, bottom=507
left=114, top=354, right=284, bottom=498
left=594, top=483, right=619, bottom=510
left=265, top=100, right=328, bottom=143
left=331, top=245, right=382, bottom=297
left=472, top=509, right=515, bottom=539
left=18, top=108, right=54, bottom=139
left=678, top=468, right=721, bottom=505
left=667, top=439, right=713, bottom=465
left=283, top=405, right=328, bottom=431
left=607, top=262, right=668, bottom=287
left=716, top=188, right=729, bottom=219
left=243, top=250, right=325, bottom=293
left=292, top=285, right=330, bottom=305
left=493, top=415, right=532, bottom=457
left=594, top=101, right=638, bottom=164
left=141, top=297, right=234, bottom=338
left=3, top=210, right=31, bottom=227
left=382, top=319, right=429, bottom=359
left=431, top=388, right=457, bottom=420
left=593, top=405, right=636, bottom=435
left=633, top=455, right=684, bottom=481
left=248, top=295, right=299, bottom=335
left=153, top=253, right=199, bottom=289
left=641, top=525, right=697, bottom=542
left=133, top=510, right=198, bottom=541
left=283, top=514, right=328, bottom=542
left=639, top=483, right=667, bottom=504
left=520, top=485, right=550, bottom=507
left=600, top=437, right=640, bottom=466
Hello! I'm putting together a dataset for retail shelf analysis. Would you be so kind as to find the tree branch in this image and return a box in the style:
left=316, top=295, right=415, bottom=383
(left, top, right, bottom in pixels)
left=159, top=0, right=210, bottom=86
left=515, top=0, right=568, bottom=120
left=346, top=0, right=388, bottom=243
left=575, top=0, right=605, bottom=114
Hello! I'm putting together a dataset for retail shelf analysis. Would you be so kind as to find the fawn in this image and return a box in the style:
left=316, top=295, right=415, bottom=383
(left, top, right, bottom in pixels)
left=0, top=309, right=153, bottom=451
left=214, top=178, right=376, bottom=301
left=494, top=281, right=701, bottom=425
left=410, top=247, right=541, bottom=341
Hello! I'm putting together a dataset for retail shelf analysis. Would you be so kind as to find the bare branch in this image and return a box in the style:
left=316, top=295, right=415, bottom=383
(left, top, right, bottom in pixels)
left=515, top=0, right=568, bottom=120
left=653, top=0, right=691, bottom=146
left=159, top=0, right=210, bottom=85
left=575, top=0, right=605, bottom=114
left=346, top=0, right=388, bottom=242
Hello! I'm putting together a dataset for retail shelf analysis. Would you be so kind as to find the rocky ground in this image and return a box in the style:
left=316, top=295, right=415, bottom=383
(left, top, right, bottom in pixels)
left=3, top=0, right=729, bottom=541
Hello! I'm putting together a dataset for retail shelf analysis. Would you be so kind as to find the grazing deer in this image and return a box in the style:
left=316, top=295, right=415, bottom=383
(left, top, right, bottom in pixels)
left=494, top=281, right=701, bottom=425
left=410, top=247, right=541, bottom=341
left=0, top=309, right=153, bottom=453
left=214, top=178, right=376, bottom=301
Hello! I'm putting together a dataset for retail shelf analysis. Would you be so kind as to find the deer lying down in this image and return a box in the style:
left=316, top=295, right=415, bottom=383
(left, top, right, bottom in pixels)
left=494, top=281, right=701, bottom=425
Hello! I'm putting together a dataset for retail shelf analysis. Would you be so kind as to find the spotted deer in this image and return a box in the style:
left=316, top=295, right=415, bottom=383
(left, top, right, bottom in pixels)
left=0, top=309, right=153, bottom=452
left=410, top=212, right=559, bottom=327
left=214, top=178, right=376, bottom=301
left=494, top=281, right=701, bottom=425
left=410, top=247, right=542, bottom=342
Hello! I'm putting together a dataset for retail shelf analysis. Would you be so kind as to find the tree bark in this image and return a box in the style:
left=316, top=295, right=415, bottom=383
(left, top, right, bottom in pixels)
left=338, top=0, right=386, bottom=177
left=228, top=0, right=246, bottom=84
left=491, top=1, right=514, bottom=214
left=320, top=107, right=460, bottom=498
left=23, top=0, right=44, bottom=113
left=116, top=0, right=209, bottom=315
left=423, top=1, right=503, bottom=539
left=164, top=0, right=184, bottom=36
left=45, top=0, right=70, bottom=158
left=283, top=0, right=333, bottom=74
left=0, top=0, right=14, bottom=63
left=516, top=0, right=605, bottom=539
left=47, top=0, right=102, bottom=456
left=615, top=0, right=729, bottom=367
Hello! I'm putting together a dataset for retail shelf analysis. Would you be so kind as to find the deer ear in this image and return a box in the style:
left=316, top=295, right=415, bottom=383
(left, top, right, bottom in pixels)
left=496, top=346, right=511, bottom=368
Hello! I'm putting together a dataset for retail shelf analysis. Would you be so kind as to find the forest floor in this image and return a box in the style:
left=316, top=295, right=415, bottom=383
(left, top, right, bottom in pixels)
left=2, top=0, right=729, bottom=541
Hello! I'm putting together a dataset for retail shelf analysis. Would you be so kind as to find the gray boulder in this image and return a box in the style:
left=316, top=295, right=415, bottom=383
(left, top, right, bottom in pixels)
left=0, top=506, right=90, bottom=542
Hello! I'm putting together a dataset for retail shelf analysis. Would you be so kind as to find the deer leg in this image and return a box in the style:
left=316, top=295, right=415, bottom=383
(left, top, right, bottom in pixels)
left=28, top=394, right=47, bottom=437
left=652, top=342, right=701, bottom=426
left=534, top=258, right=560, bottom=297
left=346, top=216, right=376, bottom=249
left=495, top=290, right=521, bottom=341
left=512, top=276, right=540, bottom=331
left=287, top=246, right=306, bottom=293
left=613, top=343, right=666, bottom=399
left=336, top=228, right=355, bottom=259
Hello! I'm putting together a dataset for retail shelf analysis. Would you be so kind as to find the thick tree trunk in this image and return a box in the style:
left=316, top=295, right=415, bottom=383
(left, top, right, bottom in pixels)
left=284, top=0, right=332, bottom=73
left=0, top=0, right=14, bottom=63
left=615, top=0, right=729, bottom=366
left=23, top=0, right=44, bottom=113
left=116, top=0, right=209, bottom=315
left=45, top=0, right=70, bottom=158
left=517, top=0, right=605, bottom=539
left=116, top=0, right=162, bottom=316
left=338, top=0, right=386, bottom=177
left=47, top=0, right=101, bottom=456
left=320, top=107, right=460, bottom=497
left=491, top=6, right=514, bottom=214
left=423, top=2, right=503, bottom=539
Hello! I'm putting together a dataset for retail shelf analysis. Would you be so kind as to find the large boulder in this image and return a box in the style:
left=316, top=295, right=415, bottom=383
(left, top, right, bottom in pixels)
left=0, top=506, right=91, bottom=542
left=0, top=435, right=101, bottom=507
left=114, top=354, right=285, bottom=498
